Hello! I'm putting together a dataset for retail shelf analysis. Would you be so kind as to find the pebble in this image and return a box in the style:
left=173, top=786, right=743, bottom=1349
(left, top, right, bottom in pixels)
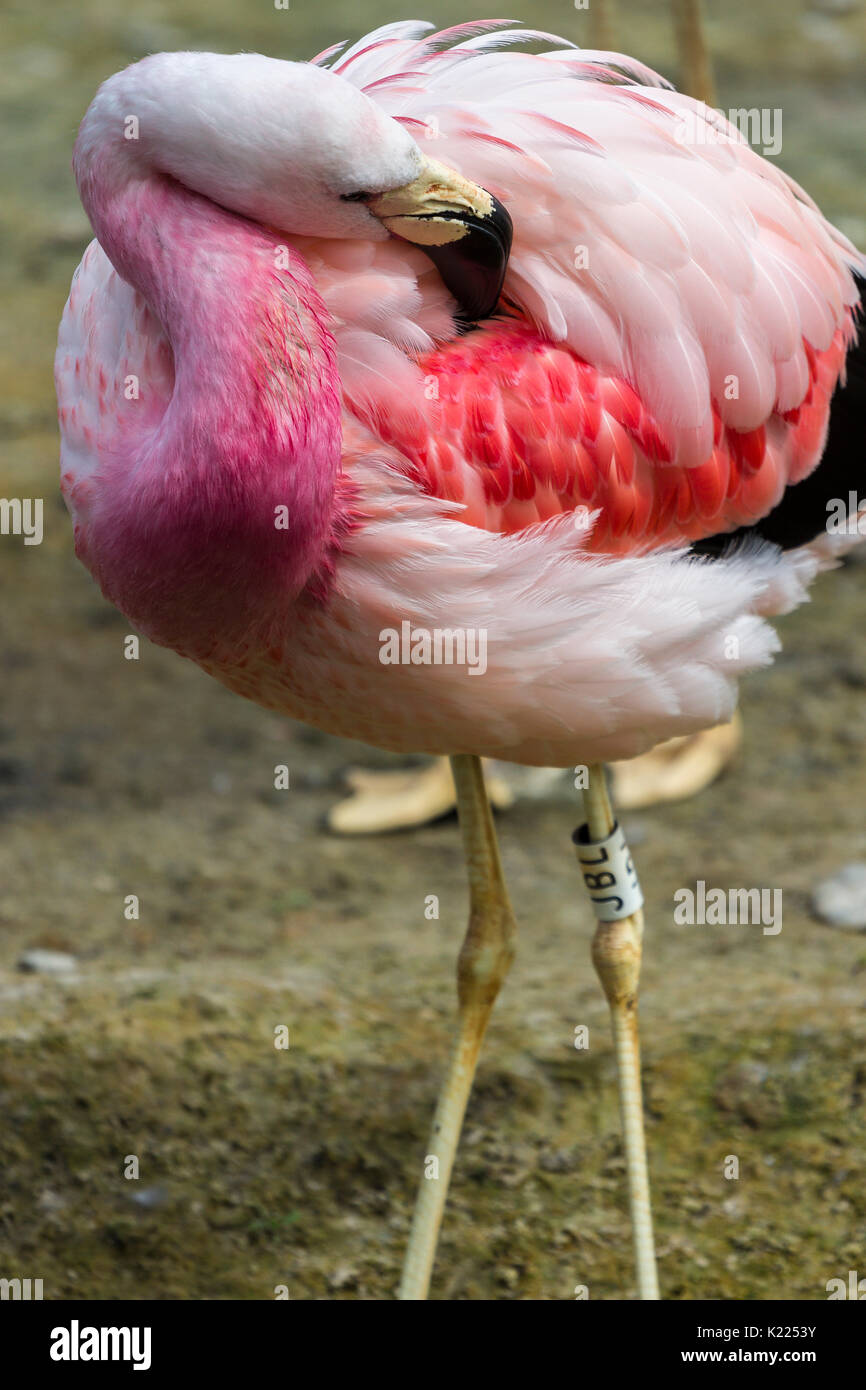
left=812, top=863, right=866, bottom=930
left=327, top=1264, right=359, bottom=1291
left=713, top=1061, right=779, bottom=1128
left=16, top=949, right=77, bottom=975
left=37, top=1188, right=66, bottom=1213
left=128, top=1186, right=168, bottom=1211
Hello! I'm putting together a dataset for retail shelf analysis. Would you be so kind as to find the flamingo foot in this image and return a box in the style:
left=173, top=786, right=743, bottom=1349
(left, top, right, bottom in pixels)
left=609, top=713, right=742, bottom=811
left=327, top=755, right=514, bottom=834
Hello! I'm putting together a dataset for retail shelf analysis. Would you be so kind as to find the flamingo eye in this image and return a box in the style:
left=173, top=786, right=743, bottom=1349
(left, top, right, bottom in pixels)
left=341, top=190, right=374, bottom=203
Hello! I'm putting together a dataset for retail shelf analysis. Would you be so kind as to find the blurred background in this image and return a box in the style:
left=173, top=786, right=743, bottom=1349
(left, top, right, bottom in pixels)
left=1, top=0, right=865, bottom=1300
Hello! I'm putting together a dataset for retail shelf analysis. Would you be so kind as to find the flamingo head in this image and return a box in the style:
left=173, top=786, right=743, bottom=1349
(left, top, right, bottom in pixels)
left=88, top=51, right=512, bottom=321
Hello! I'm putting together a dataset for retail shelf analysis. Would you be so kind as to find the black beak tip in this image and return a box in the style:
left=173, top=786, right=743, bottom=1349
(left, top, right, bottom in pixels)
left=422, top=193, right=513, bottom=326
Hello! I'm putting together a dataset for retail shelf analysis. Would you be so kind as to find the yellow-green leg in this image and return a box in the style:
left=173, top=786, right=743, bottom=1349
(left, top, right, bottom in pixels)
left=580, top=765, right=660, bottom=1300
left=398, top=753, right=517, bottom=1300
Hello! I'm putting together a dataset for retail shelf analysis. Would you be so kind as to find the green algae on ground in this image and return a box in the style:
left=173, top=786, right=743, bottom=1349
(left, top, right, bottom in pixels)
left=2, top=976, right=864, bottom=1298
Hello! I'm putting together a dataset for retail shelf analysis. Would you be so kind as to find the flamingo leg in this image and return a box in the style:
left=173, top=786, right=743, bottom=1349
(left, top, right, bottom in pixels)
left=398, top=753, right=517, bottom=1299
left=578, top=765, right=660, bottom=1300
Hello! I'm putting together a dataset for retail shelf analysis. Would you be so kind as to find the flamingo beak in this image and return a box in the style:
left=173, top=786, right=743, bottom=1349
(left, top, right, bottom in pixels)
left=367, top=157, right=513, bottom=324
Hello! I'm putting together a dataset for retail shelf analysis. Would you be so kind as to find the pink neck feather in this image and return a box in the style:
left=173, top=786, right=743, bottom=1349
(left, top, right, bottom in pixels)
left=74, top=140, right=341, bottom=660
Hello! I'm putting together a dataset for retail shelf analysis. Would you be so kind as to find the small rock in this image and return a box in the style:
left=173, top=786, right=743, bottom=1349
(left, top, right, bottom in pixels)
left=713, top=1061, right=780, bottom=1128
left=37, top=1188, right=66, bottom=1214
left=812, top=863, right=866, bottom=930
left=17, top=949, right=77, bottom=976
left=128, top=1186, right=168, bottom=1210
left=327, top=1263, right=359, bottom=1291
left=539, top=1147, right=581, bottom=1174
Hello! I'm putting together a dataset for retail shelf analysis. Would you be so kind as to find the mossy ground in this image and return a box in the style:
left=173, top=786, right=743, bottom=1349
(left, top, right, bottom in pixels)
left=1, top=0, right=865, bottom=1299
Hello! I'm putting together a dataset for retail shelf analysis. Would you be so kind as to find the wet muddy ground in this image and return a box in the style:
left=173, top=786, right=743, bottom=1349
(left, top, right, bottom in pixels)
left=1, top=0, right=865, bottom=1299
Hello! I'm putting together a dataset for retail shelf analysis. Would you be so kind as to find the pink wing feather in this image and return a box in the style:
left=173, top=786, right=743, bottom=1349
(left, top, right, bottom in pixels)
left=302, top=21, right=862, bottom=540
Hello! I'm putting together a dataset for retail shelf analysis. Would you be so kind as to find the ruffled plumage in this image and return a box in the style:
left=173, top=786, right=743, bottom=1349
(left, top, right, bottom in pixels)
left=56, top=22, right=865, bottom=765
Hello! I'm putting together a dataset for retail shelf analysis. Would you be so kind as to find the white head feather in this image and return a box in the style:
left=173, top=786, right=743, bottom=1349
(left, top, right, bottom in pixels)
left=75, top=51, right=423, bottom=238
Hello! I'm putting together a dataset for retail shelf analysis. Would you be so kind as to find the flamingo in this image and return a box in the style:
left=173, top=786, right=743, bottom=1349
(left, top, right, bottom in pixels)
left=56, top=19, right=864, bottom=1300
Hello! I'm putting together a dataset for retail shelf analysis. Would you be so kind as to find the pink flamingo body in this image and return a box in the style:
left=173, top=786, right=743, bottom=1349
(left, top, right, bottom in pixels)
left=57, top=22, right=864, bottom=765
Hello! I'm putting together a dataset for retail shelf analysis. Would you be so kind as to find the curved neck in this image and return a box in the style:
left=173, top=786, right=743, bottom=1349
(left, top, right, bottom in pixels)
left=73, top=94, right=341, bottom=659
